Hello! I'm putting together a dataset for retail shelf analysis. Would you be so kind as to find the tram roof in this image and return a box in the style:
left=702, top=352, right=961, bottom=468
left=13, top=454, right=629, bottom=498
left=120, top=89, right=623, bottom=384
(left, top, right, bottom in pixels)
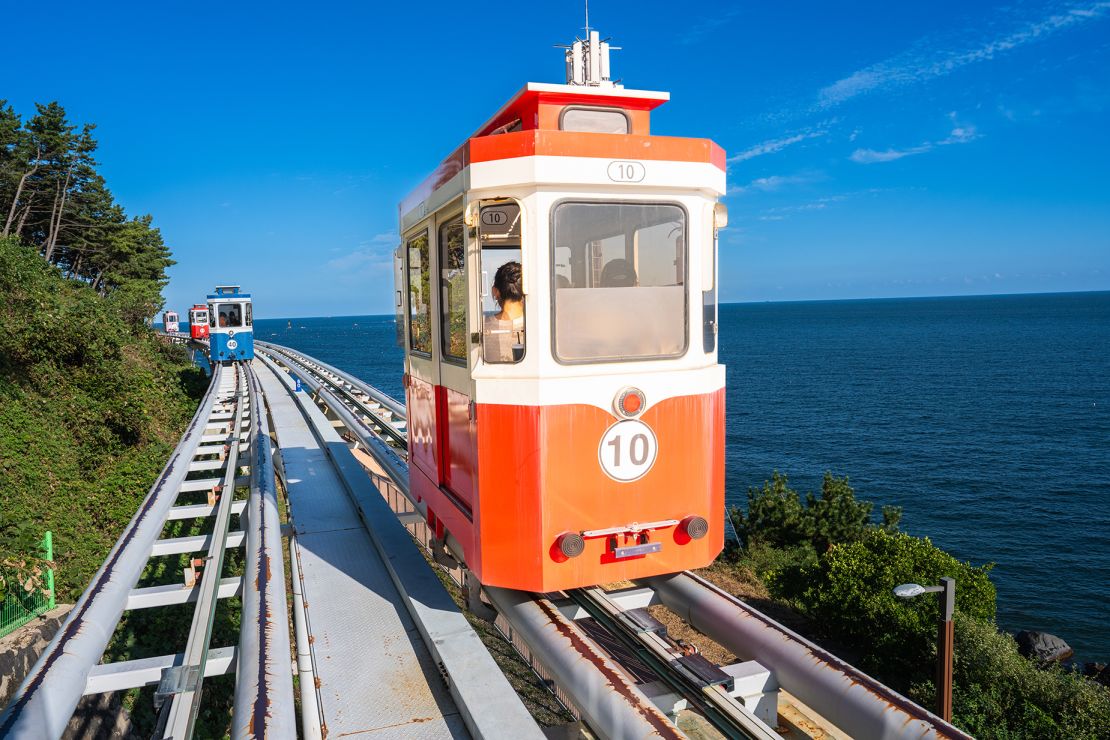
left=400, top=82, right=725, bottom=220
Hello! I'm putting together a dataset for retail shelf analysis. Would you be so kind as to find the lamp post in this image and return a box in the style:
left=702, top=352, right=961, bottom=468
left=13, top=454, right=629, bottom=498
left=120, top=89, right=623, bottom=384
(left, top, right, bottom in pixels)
left=893, top=577, right=955, bottom=722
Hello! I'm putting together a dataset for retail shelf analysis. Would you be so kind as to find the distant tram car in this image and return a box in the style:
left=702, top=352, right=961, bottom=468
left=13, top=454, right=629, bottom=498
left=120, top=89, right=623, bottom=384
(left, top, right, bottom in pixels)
left=162, top=310, right=180, bottom=334
left=394, top=31, right=727, bottom=592
left=188, top=304, right=210, bottom=340
left=207, top=285, right=253, bottom=362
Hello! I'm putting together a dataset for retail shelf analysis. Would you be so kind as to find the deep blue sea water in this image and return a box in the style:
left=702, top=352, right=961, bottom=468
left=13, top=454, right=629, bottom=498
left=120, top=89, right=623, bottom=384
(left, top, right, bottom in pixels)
left=252, top=291, right=1110, bottom=662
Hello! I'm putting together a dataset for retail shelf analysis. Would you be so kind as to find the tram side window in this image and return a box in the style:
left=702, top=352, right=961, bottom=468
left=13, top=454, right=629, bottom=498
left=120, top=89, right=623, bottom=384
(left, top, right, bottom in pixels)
left=439, top=216, right=467, bottom=363
left=560, top=107, right=630, bottom=134
left=217, top=303, right=242, bottom=328
left=478, top=202, right=524, bottom=364
left=245, top=303, right=253, bottom=327
left=552, top=202, right=687, bottom=363
left=406, top=231, right=432, bottom=355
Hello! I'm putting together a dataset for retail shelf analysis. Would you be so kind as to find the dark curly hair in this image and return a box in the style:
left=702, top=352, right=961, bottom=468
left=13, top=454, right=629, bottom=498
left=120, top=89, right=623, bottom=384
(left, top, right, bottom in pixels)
left=493, top=260, right=523, bottom=303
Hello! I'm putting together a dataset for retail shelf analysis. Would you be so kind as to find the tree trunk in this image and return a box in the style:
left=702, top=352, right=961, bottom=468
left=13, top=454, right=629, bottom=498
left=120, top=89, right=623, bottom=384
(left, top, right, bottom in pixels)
left=2, top=167, right=35, bottom=237
left=14, top=203, right=32, bottom=237
left=43, top=169, right=73, bottom=261
left=44, top=175, right=72, bottom=263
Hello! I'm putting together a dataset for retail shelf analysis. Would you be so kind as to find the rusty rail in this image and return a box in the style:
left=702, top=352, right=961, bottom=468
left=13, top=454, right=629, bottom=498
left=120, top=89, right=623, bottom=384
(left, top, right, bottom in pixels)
left=231, top=366, right=295, bottom=738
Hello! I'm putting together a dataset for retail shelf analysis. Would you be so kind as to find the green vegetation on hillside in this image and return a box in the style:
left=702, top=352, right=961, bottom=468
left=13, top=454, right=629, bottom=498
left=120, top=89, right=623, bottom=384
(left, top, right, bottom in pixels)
left=726, top=473, right=1110, bottom=739
left=0, top=236, right=205, bottom=601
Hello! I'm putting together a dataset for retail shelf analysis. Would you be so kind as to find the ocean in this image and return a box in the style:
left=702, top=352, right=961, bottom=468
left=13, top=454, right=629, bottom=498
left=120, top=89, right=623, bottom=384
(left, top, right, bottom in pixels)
left=251, top=291, right=1110, bottom=662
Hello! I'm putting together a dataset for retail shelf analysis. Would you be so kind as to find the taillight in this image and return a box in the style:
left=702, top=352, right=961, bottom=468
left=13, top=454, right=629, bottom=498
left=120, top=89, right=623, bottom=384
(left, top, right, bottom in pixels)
left=681, top=515, right=709, bottom=540
left=555, top=532, right=585, bottom=558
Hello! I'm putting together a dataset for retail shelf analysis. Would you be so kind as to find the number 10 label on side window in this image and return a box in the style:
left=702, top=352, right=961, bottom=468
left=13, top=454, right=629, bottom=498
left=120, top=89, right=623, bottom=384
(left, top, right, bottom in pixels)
left=598, top=419, right=658, bottom=482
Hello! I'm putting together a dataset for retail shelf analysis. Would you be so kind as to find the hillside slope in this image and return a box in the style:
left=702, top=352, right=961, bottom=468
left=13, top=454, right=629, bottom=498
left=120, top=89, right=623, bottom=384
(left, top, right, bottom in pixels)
left=0, top=237, right=206, bottom=600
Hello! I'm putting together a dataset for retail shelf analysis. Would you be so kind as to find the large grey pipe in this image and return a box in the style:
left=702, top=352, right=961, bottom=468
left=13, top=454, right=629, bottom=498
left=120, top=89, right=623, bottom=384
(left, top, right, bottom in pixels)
left=0, top=364, right=225, bottom=739
left=642, top=572, right=972, bottom=740
left=232, top=366, right=296, bottom=738
left=483, top=587, right=683, bottom=740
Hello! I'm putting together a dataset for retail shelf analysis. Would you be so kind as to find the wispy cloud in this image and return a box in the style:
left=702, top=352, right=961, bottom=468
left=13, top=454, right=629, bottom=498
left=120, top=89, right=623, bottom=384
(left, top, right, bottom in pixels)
left=324, top=232, right=397, bottom=279
left=728, top=172, right=826, bottom=195
left=818, top=2, right=1110, bottom=108
left=728, top=127, right=829, bottom=164
left=851, top=115, right=979, bottom=164
left=680, top=8, right=743, bottom=45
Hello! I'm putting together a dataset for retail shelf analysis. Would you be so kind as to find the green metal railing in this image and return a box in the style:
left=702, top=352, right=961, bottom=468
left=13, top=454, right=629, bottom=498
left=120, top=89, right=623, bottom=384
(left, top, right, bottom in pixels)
left=0, top=531, right=56, bottom=639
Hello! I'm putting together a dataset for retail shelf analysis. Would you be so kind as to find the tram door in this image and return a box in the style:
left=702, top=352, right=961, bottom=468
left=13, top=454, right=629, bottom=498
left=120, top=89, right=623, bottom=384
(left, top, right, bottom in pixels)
left=403, top=222, right=441, bottom=488
left=436, top=209, right=477, bottom=512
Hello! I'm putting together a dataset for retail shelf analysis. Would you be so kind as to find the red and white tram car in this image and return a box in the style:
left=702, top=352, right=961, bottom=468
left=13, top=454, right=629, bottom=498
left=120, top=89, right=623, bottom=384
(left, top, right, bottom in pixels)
left=188, top=304, right=210, bottom=340
left=395, top=31, right=727, bottom=592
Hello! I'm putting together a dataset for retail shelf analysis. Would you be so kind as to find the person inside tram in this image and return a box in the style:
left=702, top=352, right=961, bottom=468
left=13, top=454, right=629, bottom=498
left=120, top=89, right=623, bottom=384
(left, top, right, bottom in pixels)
left=483, top=261, right=524, bottom=363
left=600, top=258, right=637, bottom=287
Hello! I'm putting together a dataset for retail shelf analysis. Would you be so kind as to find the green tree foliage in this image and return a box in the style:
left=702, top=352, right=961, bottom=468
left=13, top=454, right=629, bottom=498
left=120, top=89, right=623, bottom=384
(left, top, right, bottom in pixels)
left=732, top=471, right=902, bottom=553
left=0, top=100, right=172, bottom=318
left=0, top=237, right=205, bottom=598
left=769, top=529, right=996, bottom=679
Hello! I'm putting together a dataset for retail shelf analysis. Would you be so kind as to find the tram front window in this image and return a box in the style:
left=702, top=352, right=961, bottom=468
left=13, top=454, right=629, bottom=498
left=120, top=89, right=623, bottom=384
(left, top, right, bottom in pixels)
left=552, top=202, right=686, bottom=363
left=217, top=304, right=242, bottom=328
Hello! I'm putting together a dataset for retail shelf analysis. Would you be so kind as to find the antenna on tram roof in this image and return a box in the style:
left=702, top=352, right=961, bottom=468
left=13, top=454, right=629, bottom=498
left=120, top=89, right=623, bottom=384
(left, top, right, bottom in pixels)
left=558, top=2, right=622, bottom=89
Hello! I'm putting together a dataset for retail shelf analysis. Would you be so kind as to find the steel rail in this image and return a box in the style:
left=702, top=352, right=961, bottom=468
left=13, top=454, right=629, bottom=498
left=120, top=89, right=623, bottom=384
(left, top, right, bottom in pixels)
left=254, top=347, right=412, bottom=505
left=256, top=339, right=406, bottom=420
left=570, top=587, right=777, bottom=740
left=253, top=351, right=545, bottom=740
left=162, top=363, right=248, bottom=738
left=256, top=341, right=406, bottom=446
left=262, top=343, right=973, bottom=740
left=231, top=365, right=296, bottom=739
left=642, top=571, right=973, bottom=740
left=0, top=364, right=226, bottom=740
left=254, top=346, right=689, bottom=740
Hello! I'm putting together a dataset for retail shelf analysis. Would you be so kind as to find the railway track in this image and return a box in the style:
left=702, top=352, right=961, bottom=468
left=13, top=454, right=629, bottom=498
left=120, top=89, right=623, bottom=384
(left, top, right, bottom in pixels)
left=7, top=335, right=964, bottom=739
left=0, top=361, right=294, bottom=740
left=255, top=339, right=971, bottom=740
left=254, top=341, right=777, bottom=739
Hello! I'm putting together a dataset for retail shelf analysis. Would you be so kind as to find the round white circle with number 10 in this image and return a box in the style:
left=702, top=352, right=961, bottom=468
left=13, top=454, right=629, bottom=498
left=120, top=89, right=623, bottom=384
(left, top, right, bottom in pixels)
left=598, top=419, right=659, bottom=483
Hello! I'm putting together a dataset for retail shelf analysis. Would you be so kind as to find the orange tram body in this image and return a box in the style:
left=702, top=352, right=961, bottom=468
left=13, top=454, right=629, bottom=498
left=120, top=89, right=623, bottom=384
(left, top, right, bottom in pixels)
left=395, top=34, right=727, bottom=592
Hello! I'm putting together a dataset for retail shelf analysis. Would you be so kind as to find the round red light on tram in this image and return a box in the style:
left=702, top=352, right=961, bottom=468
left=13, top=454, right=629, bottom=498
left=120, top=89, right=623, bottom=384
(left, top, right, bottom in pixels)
left=614, top=388, right=646, bottom=418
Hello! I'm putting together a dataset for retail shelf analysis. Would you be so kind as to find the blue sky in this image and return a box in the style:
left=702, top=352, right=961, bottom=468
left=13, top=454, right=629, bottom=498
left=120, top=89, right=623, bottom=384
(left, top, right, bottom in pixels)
left=4, top=1, right=1108, bottom=317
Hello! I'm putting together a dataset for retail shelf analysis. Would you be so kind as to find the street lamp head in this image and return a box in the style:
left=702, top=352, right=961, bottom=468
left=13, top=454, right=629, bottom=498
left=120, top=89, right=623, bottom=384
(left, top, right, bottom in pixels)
left=894, top=583, right=927, bottom=599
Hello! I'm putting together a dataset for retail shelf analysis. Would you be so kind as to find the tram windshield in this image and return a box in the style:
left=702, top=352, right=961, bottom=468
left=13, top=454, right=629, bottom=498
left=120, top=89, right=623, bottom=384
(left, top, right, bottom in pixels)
left=552, top=202, right=686, bottom=362
left=217, top=303, right=243, bottom=328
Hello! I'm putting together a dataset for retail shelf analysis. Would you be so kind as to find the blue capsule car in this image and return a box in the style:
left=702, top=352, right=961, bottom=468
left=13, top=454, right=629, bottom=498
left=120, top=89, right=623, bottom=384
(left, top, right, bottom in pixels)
left=207, top=285, right=254, bottom=362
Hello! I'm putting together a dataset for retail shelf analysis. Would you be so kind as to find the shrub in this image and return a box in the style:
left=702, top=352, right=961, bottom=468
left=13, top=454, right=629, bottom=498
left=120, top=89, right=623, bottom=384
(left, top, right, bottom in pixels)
left=768, top=529, right=996, bottom=682
left=731, top=471, right=901, bottom=553
left=943, top=614, right=1110, bottom=739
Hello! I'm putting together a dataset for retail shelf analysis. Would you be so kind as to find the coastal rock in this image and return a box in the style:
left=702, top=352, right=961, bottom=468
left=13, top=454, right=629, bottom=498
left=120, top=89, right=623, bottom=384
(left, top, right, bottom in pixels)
left=1014, top=630, right=1074, bottom=663
left=1084, top=662, right=1110, bottom=687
